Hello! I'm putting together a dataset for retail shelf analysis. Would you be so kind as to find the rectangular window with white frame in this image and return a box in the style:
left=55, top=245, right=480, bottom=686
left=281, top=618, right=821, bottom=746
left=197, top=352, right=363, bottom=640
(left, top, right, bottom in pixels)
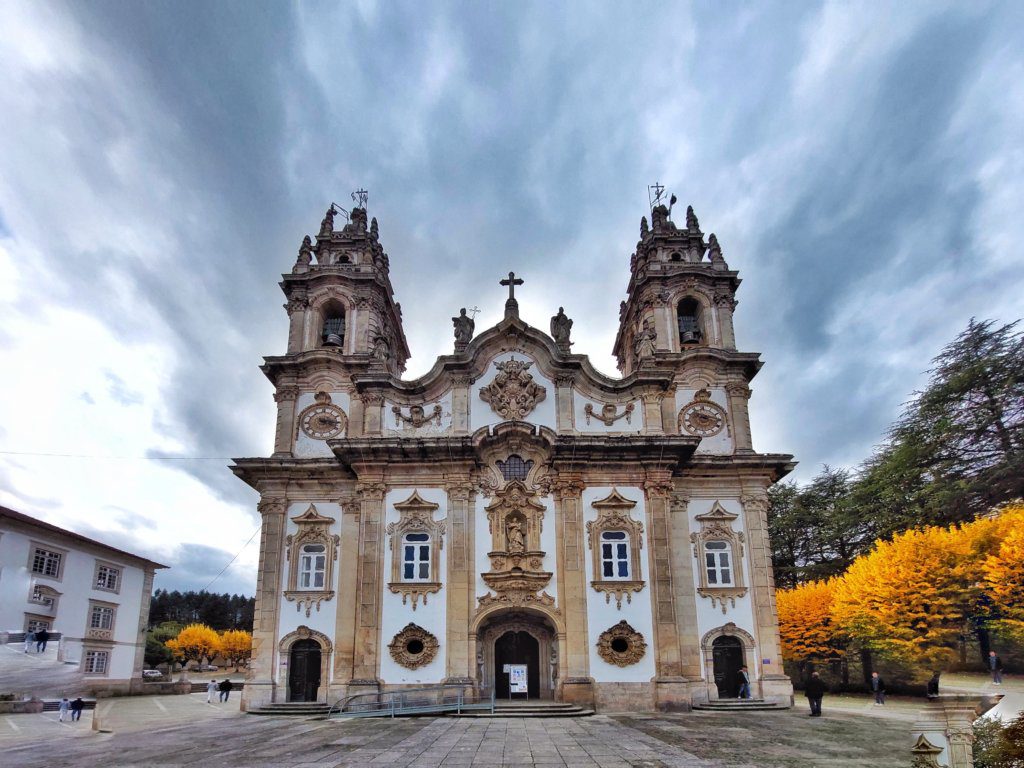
left=402, top=533, right=431, bottom=581
left=704, top=541, right=733, bottom=586
left=94, top=562, right=122, bottom=593
left=29, top=544, right=66, bottom=580
left=298, top=544, right=326, bottom=589
left=89, top=603, right=116, bottom=630
left=83, top=650, right=110, bottom=676
left=25, top=616, right=51, bottom=633
left=600, top=531, right=631, bottom=579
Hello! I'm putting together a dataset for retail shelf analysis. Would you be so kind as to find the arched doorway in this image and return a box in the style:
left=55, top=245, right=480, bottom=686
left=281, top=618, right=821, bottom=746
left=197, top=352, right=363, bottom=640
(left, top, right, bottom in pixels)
left=712, top=636, right=743, bottom=698
left=476, top=610, right=558, bottom=700
left=288, top=639, right=322, bottom=702
left=494, top=631, right=540, bottom=698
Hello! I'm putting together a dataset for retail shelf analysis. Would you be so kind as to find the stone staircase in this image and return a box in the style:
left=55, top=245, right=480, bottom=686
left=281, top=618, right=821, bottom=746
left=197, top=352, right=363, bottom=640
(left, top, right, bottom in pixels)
left=247, top=702, right=333, bottom=717
left=691, top=698, right=790, bottom=712
left=451, top=700, right=594, bottom=718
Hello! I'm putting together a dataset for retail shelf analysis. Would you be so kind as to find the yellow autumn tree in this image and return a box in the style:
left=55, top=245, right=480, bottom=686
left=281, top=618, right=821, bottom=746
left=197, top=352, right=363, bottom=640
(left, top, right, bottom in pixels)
left=165, top=623, right=221, bottom=674
left=219, top=629, right=253, bottom=671
left=983, top=503, right=1024, bottom=643
left=777, top=579, right=844, bottom=662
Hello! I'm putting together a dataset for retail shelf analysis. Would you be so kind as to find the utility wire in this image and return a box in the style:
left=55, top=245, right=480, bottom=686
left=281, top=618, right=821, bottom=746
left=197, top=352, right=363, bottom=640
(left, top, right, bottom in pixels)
left=200, top=525, right=262, bottom=592
left=0, top=451, right=234, bottom=460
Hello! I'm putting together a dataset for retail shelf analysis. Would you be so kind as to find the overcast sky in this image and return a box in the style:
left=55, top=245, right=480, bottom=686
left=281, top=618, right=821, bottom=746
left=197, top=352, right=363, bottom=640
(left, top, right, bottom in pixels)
left=1, top=1, right=1022, bottom=597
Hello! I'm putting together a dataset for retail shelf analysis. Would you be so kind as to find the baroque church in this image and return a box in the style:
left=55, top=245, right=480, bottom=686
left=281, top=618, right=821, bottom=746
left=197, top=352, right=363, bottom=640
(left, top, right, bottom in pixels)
left=233, top=197, right=795, bottom=712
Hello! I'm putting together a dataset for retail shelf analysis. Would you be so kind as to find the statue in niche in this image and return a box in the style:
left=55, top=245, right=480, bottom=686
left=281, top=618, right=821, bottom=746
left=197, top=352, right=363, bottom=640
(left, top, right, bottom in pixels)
left=634, top=318, right=657, bottom=360
left=452, top=308, right=475, bottom=345
left=372, top=335, right=390, bottom=362
left=506, top=517, right=525, bottom=554
left=550, top=307, right=572, bottom=347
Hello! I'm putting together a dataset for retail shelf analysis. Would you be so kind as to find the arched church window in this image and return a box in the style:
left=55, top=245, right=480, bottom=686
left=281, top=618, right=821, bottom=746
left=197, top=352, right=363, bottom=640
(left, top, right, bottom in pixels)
left=321, top=314, right=345, bottom=347
left=678, top=298, right=702, bottom=345
left=600, top=531, right=630, bottom=579
left=704, top=541, right=733, bottom=586
left=497, top=454, right=533, bottom=481
left=670, top=251, right=682, bottom=262
left=402, top=533, right=431, bottom=581
left=298, top=544, right=326, bottom=589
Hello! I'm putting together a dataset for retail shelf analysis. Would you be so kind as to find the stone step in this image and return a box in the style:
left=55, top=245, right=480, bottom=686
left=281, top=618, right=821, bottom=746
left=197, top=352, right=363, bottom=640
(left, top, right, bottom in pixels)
left=248, top=703, right=332, bottom=716
left=451, top=703, right=594, bottom=718
left=692, top=700, right=789, bottom=711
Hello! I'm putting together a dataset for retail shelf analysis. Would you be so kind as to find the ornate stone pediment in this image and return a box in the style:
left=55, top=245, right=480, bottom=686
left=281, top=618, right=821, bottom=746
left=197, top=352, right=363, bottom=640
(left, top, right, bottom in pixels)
left=284, top=504, right=340, bottom=617
left=586, top=489, right=646, bottom=609
left=691, top=502, right=747, bottom=613
left=386, top=491, right=446, bottom=610
left=479, top=358, right=547, bottom=420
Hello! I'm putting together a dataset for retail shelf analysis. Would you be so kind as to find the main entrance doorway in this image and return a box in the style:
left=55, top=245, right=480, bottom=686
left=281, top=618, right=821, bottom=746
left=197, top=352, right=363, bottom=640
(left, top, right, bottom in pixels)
left=712, top=636, right=744, bottom=698
left=288, top=639, right=322, bottom=702
left=477, top=610, right=558, bottom=700
left=494, top=630, right=540, bottom=698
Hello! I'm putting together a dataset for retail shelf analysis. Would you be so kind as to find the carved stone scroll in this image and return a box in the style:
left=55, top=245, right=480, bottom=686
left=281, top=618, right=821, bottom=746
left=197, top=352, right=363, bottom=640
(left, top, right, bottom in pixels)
left=583, top=402, right=635, bottom=427
left=392, top=404, right=443, bottom=429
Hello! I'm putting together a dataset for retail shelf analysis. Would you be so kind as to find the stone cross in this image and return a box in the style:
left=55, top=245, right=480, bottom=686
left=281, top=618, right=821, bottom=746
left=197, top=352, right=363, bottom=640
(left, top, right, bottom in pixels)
left=500, top=272, right=524, bottom=301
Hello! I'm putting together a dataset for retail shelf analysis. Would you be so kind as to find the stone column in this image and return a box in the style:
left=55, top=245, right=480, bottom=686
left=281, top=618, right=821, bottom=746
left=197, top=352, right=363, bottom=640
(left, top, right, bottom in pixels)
left=361, top=394, right=384, bottom=436
left=331, top=494, right=361, bottom=696
left=668, top=491, right=702, bottom=679
left=285, top=296, right=308, bottom=354
left=714, top=294, right=737, bottom=350
left=350, top=481, right=387, bottom=690
left=443, top=480, right=475, bottom=684
left=272, top=387, right=299, bottom=456
left=242, top=497, right=287, bottom=710
left=554, top=376, right=575, bottom=432
left=641, top=393, right=666, bottom=434
left=725, top=383, right=754, bottom=453
left=553, top=478, right=593, bottom=706
left=644, top=475, right=688, bottom=710
left=741, top=492, right=791, bottom=703
left=450, top=376, right=472, bottom=434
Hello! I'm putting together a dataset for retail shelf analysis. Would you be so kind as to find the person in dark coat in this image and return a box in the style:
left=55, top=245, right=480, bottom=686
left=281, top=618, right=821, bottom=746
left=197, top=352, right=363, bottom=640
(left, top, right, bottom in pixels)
left=218, top=678, right=233, bottom=702
left=70, top=697, right=84, bottom=722
left=989, top=651, right=1003, bottom=684
left=35, top=628, right=50, bottom=653
left=805, top=671, right=827, bottom=717
left=871, top=671, right=886, bottom=705
left=926, top=672, right=941, bottom=698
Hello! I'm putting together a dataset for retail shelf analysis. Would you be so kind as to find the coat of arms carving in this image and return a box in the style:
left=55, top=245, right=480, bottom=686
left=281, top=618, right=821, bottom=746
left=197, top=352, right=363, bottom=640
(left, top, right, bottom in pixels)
left=479, top=359, right=547, bottom=420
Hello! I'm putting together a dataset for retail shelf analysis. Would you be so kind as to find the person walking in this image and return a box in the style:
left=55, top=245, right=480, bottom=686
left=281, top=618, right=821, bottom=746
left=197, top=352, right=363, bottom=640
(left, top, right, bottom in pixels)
left=218, top=678, right=233, bottom=703
left=70, top=697, right=84, bottom=722
left=206, top=679, right=218, bottom=704
left=57, top=697, right=70, bottom=722
left=24, top=630, right=35, bottom=653
left=36, top=628, right=50, bottom=653
left=989, top=651, right=1003, bottom=684
left=737, top=666, right=751, bottom=699
left=871, top=671, right=886, bottom=705
left=926, top=671, right=941, bottom=698
left=805, top=671, right=827, bottom=717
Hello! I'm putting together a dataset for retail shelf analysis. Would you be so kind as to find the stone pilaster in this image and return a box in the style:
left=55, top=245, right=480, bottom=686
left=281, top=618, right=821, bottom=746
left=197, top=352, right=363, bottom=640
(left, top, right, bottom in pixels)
left=450, top=376, right=472, bottom=434
left=714, top=294, right=737, bottom=350
left=443, top=480, right=475, bottom=683
left=668, top=491, right=701, bottom=678
left=741, top=492, right=791, bottom=702
left=553, top=477, right=593, bottom=706
left=361, top=394, right=384, bottom=436
left=644, top=474, right=688, bottom=710
left=285, top=296, right=308, bottom=354
left=554, top=376, right=575, bottom=432
left=641, top=393, right=666, bottom=434
left=331, top=493, right=361, bottom=695
left=351, top=481, right=386, bottom=687
left=243, top=497, right=287, bottom=709
left=129, top=568, right=157, bottom=693
left=272, top=387, right=299, bottom=456
left=725, top=383, right=753, bottom=452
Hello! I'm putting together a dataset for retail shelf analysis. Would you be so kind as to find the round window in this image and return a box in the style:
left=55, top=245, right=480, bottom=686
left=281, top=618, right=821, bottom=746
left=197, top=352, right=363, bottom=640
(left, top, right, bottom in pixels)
left=406, top=639, right=424, bottom=655
left=610, top=638, right=630, bottom=654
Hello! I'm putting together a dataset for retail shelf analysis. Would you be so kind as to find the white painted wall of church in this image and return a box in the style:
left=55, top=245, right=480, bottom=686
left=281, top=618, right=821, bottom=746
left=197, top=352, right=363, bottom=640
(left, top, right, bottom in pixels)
left=472, top=494, right=558, bottom=606
left=674, top=388, right=733, bottom=454
left=685, top=497, right=758, bottom=680
left=275, top=502, right=342, bottom=684
left=469, top=352, right=557, bottom=432
left=383, top=392, right=454, bottom=436
left=573, top=396, right=644, bottom=434
left=379, top=488, right=448, bottom=684
left=293, top=391, right=352, bottom=458
left=582, top=486, right=656, bottom=682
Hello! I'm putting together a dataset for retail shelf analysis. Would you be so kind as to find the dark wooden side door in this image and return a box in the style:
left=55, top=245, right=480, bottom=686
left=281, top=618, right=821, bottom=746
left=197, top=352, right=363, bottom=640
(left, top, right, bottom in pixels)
left=288, top=639, right=321, bottom=702
left=494, top=630, right=540, bottom=698
left=712, top=636, right=744, bottom=698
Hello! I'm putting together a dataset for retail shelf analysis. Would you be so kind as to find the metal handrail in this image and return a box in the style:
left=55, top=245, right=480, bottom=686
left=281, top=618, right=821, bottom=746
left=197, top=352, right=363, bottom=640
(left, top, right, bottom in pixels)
left=327, top=684, right=495, bottom=719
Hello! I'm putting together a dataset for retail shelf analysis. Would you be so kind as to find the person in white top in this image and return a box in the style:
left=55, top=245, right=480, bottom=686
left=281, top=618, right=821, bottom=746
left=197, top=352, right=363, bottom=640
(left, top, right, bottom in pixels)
left=206, top=679, right=218, bottom=704
left=24, top=631, right=35, bottom=653
left=58, top=697, right=70, bottom=722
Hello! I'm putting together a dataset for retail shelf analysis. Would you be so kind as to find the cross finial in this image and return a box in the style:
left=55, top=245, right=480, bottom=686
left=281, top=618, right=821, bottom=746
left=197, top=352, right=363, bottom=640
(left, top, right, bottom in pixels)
left=499, top=271, right=524, bottom=319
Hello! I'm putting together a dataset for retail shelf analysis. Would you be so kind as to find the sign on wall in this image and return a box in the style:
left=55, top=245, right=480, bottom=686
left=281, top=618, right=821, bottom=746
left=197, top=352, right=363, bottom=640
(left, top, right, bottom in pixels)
left=509, top=664, right=528, bottom=694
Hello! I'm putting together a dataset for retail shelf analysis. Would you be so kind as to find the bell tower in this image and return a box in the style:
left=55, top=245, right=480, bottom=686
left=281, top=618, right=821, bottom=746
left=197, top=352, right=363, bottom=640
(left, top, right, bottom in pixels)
left=612, top=201, right=739, bottom=376
left=279, top=202, right=410, bottom=376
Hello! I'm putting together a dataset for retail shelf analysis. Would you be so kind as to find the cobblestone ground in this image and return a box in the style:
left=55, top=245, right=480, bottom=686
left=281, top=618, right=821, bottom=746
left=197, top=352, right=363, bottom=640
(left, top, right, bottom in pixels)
left=1, top=701, right=911, bottom=768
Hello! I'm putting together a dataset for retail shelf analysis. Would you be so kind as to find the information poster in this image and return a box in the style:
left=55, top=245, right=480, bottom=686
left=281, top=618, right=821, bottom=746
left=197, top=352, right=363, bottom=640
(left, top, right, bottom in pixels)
left=509, top=664, right=528, bottom=694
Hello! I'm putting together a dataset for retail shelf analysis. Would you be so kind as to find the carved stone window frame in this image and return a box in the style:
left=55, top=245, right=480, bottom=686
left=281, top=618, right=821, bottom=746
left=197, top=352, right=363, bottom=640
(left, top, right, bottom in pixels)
left=596, top=620, right=647, bottom=667
left=284, top=505, right=340, bottom=617
left=386, top=491, right=446, bottom=610
left=586, top=490, right=645, bottom=609
left=388, top=622, right=440, bottom=670
left=28, top=583, right=61, bottom=612
left=690, top=502, right=747, bottom=613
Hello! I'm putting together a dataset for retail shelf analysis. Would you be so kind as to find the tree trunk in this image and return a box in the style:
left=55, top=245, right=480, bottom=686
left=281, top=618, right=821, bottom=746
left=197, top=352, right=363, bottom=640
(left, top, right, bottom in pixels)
left=977, top=626, right=991, bottom=665
left=860, top=648, right=874, bottom=687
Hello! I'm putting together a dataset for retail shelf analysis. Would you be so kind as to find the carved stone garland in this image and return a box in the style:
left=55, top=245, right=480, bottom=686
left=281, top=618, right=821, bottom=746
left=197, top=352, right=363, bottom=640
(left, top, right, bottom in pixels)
left=392, top=403, right=443, bottom=429
left=284, top=505, right=340, bottom=617
left=583, top=401, right=635, bottom=426
left=388, top=623, right=439, bottom=670
left=690, top=502, right=747, bottom=613
left=586, top=489, right=646, bottom=609
left=596, top=620, right=647, bottom=667
left=479, top=359, right=547, bottom=420
left=386, top=491, right=446, bottom=609
left=478, top=480, right=554, bottom=609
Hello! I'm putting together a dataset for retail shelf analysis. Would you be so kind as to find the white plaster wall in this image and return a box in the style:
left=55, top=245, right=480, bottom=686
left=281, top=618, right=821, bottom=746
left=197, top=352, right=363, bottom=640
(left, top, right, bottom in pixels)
left=674, top=388, right=733, bottom=454
left=686, top=497, right=758, bottom=680
left=473, top=494, right=558, bottom=606
left=573, top=396, right=643, bottom=434
left=0, top=524, right=148, bottom=680
left=379, top=488, right=448, bottom=684
left=384, top=392, right=454, bottom=436
left=276, top=502, right=343, bottom=685
left=582, top=486, right=657, bottom=683
left=470, top=352, right=557, bottom=432
left=293, top=391, right=352, bottom=458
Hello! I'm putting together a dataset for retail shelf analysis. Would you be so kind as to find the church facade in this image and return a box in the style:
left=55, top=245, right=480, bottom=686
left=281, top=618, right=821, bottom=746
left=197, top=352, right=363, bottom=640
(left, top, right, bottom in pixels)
left=233, top=200, right=795, bottom=712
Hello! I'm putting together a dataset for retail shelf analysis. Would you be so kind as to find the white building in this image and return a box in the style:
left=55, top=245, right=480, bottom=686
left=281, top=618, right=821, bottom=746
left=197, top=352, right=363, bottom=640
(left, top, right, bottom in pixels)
left=0, top=505, right=166, bottom=693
